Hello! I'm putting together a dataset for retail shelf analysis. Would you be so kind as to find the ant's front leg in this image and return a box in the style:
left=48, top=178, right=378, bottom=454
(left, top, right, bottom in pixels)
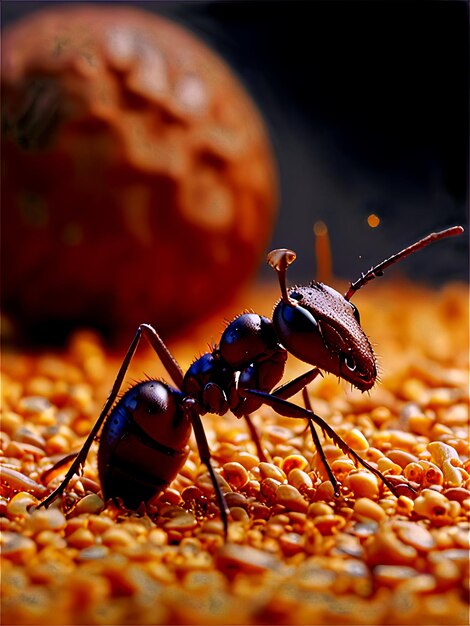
left=302, top=388, right=341, bottom=495
left=271, top=368, right=322, bottom=401
left=242, top=389, right=415, bottom=498
left=39, top=324, right=184, bottom=508
left=244, top=368, right=322, bottom=463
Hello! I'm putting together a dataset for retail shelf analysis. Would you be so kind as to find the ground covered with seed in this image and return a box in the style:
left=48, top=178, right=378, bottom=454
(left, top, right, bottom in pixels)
left=1, top=282, right=469, bottom=625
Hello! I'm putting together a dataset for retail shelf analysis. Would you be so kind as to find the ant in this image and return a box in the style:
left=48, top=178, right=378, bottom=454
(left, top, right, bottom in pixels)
left=39, top=225, right=463, bottom=535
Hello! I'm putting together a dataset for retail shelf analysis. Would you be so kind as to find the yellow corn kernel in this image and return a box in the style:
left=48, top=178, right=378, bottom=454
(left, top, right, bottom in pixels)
left=346, top=471, right=379, bottom=499
left=343, top=428, right=369, bottom=451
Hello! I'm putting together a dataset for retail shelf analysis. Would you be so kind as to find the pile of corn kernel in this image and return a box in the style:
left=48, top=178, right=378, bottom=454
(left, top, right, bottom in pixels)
left=1, top=281, right=469, bottom=625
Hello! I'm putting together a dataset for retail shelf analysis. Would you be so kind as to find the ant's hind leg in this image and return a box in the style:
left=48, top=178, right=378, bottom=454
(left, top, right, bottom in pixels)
left=40, top=452, right=79, bottom=488
left=40, top=324, right=184, bottom=508
left=138, top=324, right=184, bottom=389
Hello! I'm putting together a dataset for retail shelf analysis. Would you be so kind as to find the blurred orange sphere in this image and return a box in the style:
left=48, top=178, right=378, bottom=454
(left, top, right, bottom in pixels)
left=1, top=5, right=277, bottom=343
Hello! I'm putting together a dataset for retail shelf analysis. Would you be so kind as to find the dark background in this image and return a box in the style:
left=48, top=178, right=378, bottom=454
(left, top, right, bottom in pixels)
left=2, top=0, right=468, bottom=285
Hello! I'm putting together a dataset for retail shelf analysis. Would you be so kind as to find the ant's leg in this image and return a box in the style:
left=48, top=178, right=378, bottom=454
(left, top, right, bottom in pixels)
left=138, top=324, right=184, bottom=389
left=243, top=369, right=321, bottom=462
left=41, top=452, right=78, bottom=486
left=40, top=324, right=184, bottom=508
left=271, top=368, right=321, bottom=400
left=185, top=399, right=230, bottom=538
left=302, top=388, right=340, bottom=495
left=244, top=414, right=267, bottom=462
left=241, top=389, right=411, bottom=497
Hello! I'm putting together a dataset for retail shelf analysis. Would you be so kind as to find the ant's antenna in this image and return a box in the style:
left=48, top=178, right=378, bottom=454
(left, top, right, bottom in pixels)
left=313, top=221, right=332, bottom=284
left=344, top=226, right=464, bottom=301
left=267, top=248, right=297, bottom=305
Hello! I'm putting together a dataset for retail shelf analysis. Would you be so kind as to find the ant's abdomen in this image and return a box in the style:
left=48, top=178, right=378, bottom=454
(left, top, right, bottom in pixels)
left=97, top=381, right=190, bottom=508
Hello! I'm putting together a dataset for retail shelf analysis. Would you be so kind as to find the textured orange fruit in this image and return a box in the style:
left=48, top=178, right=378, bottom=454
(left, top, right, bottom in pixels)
left=1, top=5, right=277, bottom=342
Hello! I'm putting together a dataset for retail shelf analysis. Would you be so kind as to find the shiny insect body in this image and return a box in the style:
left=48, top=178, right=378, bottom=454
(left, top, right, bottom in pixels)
left=40, top=226, right=463, bottom=533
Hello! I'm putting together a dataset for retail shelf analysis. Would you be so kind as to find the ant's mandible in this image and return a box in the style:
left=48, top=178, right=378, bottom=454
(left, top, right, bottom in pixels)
left=39, top=226, right=464, bottom=535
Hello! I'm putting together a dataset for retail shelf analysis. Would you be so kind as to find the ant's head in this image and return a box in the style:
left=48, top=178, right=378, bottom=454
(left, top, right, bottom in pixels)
left=268, top=226, right=463, bottom=392
left=269, top=249, right=376, bottom=391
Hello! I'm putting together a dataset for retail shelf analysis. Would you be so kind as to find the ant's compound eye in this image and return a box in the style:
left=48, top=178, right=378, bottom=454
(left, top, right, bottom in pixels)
left=342, top=353, right=357, bottom=372
left=275, top=302, right=319, bottom=335
left=350, top=303, right=361, bottom=324
left=272, top=301, right=322, bottom=361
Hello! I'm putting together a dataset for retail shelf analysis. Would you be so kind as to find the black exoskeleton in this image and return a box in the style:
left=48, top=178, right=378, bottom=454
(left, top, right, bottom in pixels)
left=39, top=226, right=463, bottom=535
